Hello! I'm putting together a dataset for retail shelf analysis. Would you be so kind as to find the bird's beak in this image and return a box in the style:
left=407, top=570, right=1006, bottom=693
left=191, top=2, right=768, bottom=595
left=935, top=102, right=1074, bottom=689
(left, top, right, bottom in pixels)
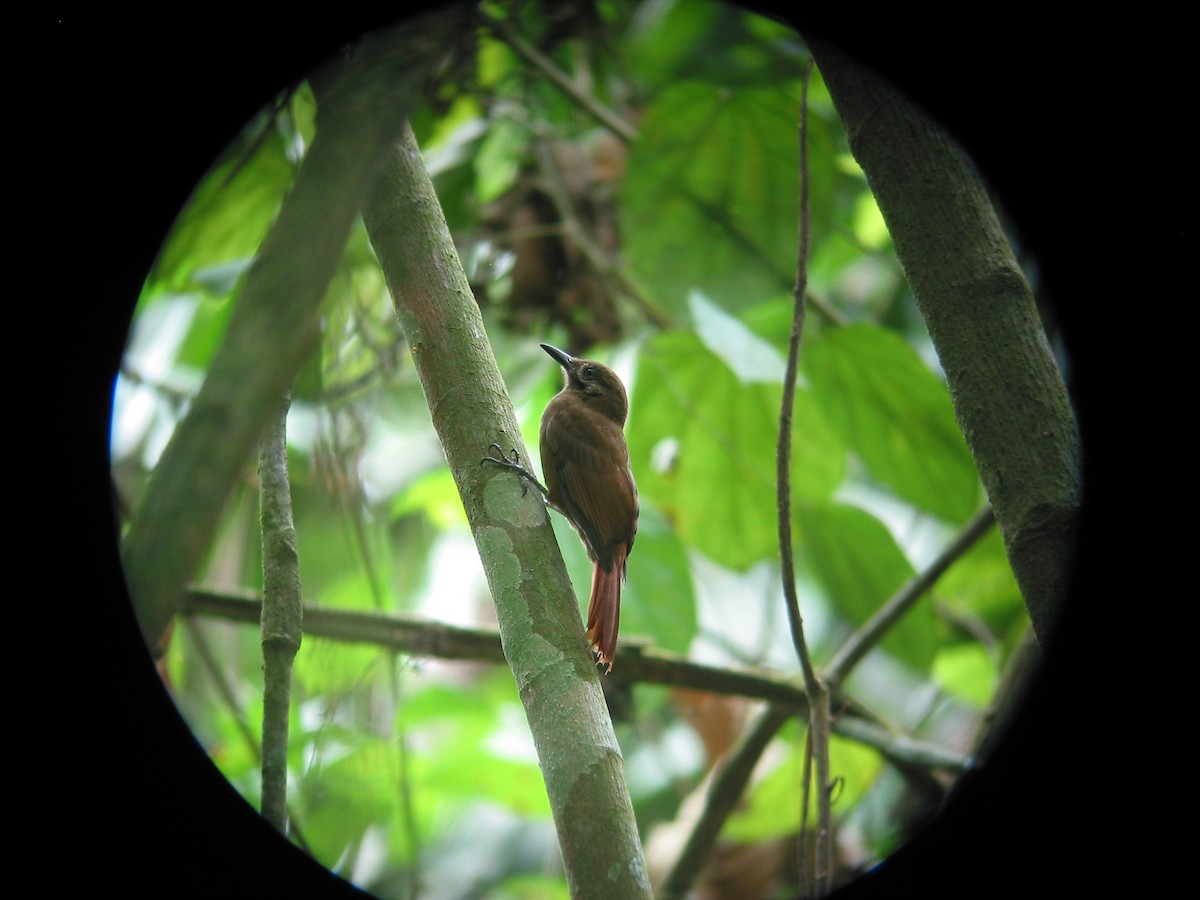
left=540, top=343, right=574, bottom=370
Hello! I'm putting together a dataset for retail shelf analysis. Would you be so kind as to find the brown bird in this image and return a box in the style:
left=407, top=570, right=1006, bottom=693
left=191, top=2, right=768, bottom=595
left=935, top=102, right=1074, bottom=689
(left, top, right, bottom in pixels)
left=485, top=343, right=638, bottom=670
left=539, top=343, right=638, bottom=671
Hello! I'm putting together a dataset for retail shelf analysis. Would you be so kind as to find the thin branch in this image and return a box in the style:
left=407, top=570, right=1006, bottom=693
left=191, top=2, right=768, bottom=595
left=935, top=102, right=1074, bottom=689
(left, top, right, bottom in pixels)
left=180, top=617, right=313, bottom=855
left=832, top=716, right=975, bottom=773
left=181, top=589, right=974, bottom=774
left=188, top=588, right=507, bottom=661
left=659, top=704, right=793, bottom=900
left=530, top=138, right=673, bottom=328
left=802, top=686, right=833, bottom=898
left=258, top=392, right=303, bottom=833
left=778, top=61, right=818, bottom=689
left=806, top=288, right=849, bottom=328
left=775, top=60, right=834, bottom=898
left=798, top=723, right=815, bottom=891
left=825, top=506, right=996, bottom=690
left=481, top=9, right=638, bottom=143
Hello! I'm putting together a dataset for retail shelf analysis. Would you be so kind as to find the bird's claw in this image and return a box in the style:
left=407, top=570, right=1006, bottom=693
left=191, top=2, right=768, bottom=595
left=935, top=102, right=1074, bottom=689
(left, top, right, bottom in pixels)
left=481, top=443, right=547, bottom=498
left=481, top=442, right=516, bottom=465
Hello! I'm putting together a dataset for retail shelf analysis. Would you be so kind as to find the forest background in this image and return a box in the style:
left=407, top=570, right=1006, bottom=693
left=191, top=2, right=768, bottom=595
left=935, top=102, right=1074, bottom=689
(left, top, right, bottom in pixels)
left=42, top=2, right=1136, bottom=898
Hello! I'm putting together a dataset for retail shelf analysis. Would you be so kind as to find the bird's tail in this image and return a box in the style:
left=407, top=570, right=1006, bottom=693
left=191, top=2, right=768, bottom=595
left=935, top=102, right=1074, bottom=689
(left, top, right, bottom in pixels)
left=586, top=550, right=626, bottom=673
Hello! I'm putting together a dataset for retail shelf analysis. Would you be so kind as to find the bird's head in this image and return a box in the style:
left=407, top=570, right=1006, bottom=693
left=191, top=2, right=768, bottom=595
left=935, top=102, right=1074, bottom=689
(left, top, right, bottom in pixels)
left=541, top=343, right=629, bottom=426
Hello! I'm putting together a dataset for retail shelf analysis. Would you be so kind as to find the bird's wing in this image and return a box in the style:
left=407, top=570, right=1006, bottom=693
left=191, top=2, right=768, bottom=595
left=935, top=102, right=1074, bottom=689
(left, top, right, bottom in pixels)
left=547, top=419, right=638, bottom=572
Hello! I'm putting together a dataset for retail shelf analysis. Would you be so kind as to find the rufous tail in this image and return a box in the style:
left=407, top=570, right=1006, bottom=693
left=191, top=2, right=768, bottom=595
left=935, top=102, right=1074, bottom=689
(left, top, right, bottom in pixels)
left=585, top=552, right=625, bottom=672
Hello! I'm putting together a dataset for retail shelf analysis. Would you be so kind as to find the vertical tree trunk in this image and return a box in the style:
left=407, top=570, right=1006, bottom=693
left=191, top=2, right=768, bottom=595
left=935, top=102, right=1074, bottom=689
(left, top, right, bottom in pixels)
left=361, top=120, right=652, bottom=899
left=807, top=37, right=1081, bottom=643
left=122, top=11, right=469, bottom=649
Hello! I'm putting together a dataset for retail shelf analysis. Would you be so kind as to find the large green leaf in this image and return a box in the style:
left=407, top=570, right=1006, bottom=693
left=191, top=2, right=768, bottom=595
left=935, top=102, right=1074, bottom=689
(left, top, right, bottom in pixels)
left=620, top=81, right=802, bottom=315
left=619, top=63, right=853, bottom=320
left=797, top=502, right=935, bottom=672
left=724, top=727, right=881, bottom=842
left=148, top=128, right=295, bottom=296
left=628, top=329, right=842, bottom=570
left=803, top=325, right=981, bottom=522
left=934, top=526, right=1027, bottom=647
left=397, top=678, right=551, bottom=818
left=622, top=0, right=808, bottom=91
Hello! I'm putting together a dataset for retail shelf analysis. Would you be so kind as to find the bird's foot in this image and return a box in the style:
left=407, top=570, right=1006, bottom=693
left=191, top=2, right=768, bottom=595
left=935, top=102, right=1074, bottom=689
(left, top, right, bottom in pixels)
left=481, top=443, right=548, bottom=498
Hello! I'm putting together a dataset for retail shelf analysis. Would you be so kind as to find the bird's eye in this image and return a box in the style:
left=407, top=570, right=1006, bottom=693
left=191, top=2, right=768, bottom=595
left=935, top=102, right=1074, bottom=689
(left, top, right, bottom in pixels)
left=584, top=366, right=596, bottom=378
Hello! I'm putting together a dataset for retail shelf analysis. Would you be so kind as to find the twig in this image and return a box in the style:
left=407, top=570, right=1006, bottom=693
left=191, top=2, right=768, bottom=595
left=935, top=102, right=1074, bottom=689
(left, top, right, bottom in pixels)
left=530, top=139, right=673, bottom=328
left=774, top=60, right=835, bottom=897
left=481, top=9, right=638, bottom=143
left=180, top=615, right=313, bottom=855
left=659, top=704, right=793, bottom=899
left=778, top=63, right=818, bottom=689
left=181, top=589, right=974, bottom=773
left=825, top=506, right=996, bottom=690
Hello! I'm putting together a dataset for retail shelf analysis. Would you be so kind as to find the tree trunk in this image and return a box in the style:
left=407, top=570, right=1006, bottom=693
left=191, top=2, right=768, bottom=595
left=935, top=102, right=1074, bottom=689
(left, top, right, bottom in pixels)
left=122, top=10, right=470, bottom=649
left=807, top=37, right=1081, bottom=644
left=361, top=119, right=652, bottom=899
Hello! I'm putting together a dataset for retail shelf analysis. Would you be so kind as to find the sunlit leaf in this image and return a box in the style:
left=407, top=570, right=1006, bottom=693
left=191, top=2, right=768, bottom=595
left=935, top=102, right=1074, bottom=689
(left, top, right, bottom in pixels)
left=491, top=874, right=571, bottom=900
left=393, top=467, right=470, bottom=530
left=803, top=325, right=981, bottom=522
left=295, top=632, right=388, bottom=698
left=935, top=527, right=1027, bottom=648
left=628, top=330, right=842, bottom=570
left=689, top=291, right=785, bottom=384
left=476, top=116, right=528, bottom=205
left=796, top=502, right=936, bottom=672
left=621, top=82, right=800, bottom=316
left=621, top=501, right=696, bottom=655
left=724, top=728, right=881, bottom=841
left=933, top=642, right=997, bottom=708
left=149, top=128, right=295, bottom=296
left=398, top=678, right=552, bottom=819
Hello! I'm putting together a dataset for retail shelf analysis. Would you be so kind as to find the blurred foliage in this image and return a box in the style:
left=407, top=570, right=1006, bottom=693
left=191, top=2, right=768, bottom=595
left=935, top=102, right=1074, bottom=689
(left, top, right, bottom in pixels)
left=112, top=0, right=1030, bottom=895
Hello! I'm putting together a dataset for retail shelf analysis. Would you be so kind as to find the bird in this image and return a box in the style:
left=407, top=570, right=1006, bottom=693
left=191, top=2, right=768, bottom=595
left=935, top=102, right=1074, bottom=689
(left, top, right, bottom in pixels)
left=484, top=343, right=638, bottom=671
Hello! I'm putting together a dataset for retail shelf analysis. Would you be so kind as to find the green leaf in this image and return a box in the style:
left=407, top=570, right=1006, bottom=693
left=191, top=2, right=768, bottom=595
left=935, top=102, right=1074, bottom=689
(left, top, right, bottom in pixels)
left=398, top=678, right=552, bottom=819
left=620, top=82, right=801, bottom=315
left=628, top=331, right=842, bottom=569
left=295, top=632, right=388, bottom=698
left=689, top=290, right=785, bottom=383
left=797, top=502, right=936, bottom=672
left=623, top=0, right=808, bottom=91
left=935, top=527, right=1028, bottom=647
left=148, top=129, right=295, bottom=296
left=724, top=728, right=881, bottom=841
left=933, top=643, right=997, bottom=708
left=803, top=325, right=981, bottom=522
left=491, top=874, right=571, bottom=900
left=393, top=467, right=470, bottom=530
left=475, top=116, right=528, bottom=205
left=620, top=71, right=851, bottom=319
left=299, top=734, right=403, bottom=867
left=622, top=501, right=696, bottom=655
